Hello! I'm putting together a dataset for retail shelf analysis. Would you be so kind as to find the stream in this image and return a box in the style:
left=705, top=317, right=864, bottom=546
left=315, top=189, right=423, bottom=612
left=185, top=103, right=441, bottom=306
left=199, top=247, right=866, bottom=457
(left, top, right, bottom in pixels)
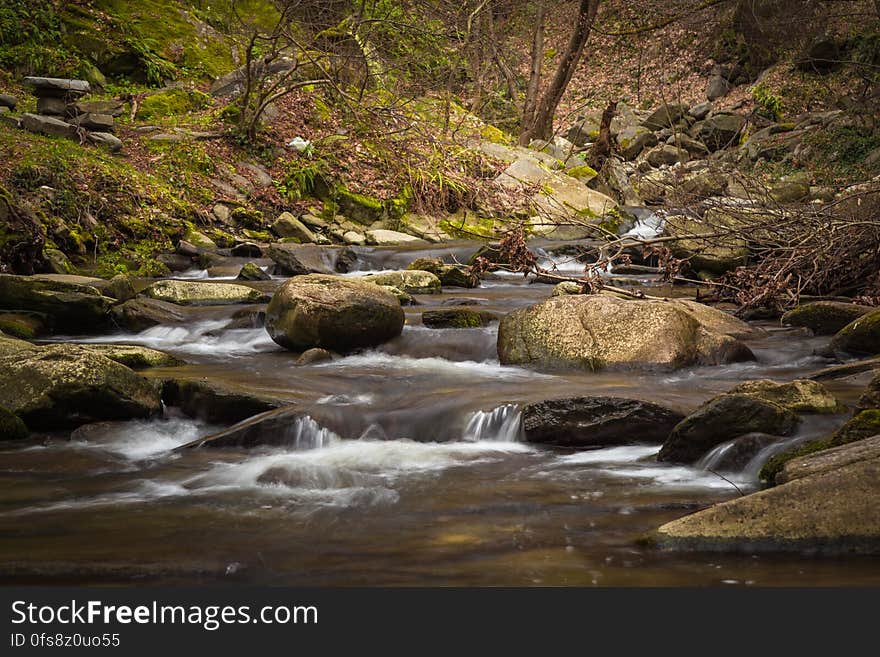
left=1, top=240, right=878, bottom=586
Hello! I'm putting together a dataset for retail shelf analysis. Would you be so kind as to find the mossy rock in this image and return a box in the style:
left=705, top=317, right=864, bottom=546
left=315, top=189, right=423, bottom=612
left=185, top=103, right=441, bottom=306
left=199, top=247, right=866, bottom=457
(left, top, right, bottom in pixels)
left=781, top=301, right=874, bottom=335
left=362, top=270, right=441, bottom=295
left=336, top=188, right=389, bottom=226
left=0, top=406, right=29, bottom=441
left=0, top=312, right=48, bottom=340
left=0, top=343, right=161, bottom=430
left=407, top=257, right=479, bottom=288
left=422, top=308, right=491, bottom=329
left=137, top=88, right=211, bottom=121
left=829, top=309, right=880, bottom=356
left=142, top=280, right=268, bottom=306
left=658, top=394, right=800, bottom=464
left=727, top=379, right=843, bottom=414
left=0, top=273, right=113, bottom=333
left=760, top=409, right=880, bottom=483
left=79, top=344, right=184, bottom=370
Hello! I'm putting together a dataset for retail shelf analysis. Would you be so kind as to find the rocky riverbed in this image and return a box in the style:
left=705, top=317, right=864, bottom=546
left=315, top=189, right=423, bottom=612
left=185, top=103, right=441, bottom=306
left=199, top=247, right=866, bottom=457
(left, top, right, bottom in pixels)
left=1, top=239, right=879, bottom=585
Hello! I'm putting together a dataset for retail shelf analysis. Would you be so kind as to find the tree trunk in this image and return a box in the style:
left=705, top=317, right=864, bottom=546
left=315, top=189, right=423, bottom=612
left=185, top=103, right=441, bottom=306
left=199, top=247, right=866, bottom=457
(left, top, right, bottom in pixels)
left=586, top=99, right=617, bottom=172
left=519, top=0, right=600, bottom=144
left=520, top=0, right=546, bottom=142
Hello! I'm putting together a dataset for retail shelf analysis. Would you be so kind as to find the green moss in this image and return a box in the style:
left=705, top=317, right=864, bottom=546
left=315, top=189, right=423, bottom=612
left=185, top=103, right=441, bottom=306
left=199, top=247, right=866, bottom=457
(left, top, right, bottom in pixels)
left=566, top=165, right=598, bottom=180
left=759, top=409, right=880, bottom=483
left=137, top=88, right=212, bottom=120
left=480, top=124, right=509, bottom=145
left=336, top=187, right=388, bottom=225
left=0, top=406, right=29, bottom=441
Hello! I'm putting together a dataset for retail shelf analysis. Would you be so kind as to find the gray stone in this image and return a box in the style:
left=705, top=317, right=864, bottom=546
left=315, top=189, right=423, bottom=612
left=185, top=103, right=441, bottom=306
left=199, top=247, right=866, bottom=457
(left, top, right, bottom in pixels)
left=698, top=113, right=745, bottom=151
left=72, top=113, right=115, bottom=132
left=646, top=144, right=686, bottom=167
left=271, top=212, right=316, bottom=242
left=365, top=229, right=428, bottom=246
left=689, top=101, right=712, bottom=120
left=642, top=103, right=689, bottom=131
left=36, top=96, right=67, bottom=116
left=142, top=280, right=268, bottom=306
left=23, top=77, right=91, bottom=98
left=706, top=75, right=731, bottom=101
left=238, top=162, right=273, bottom=187
left=68, top=100, right=125, bottom=117
left=0, top=94, right=16, bottom=110
left=523, top=396, right=684, bottom=447
left=87, top=132, right=123, bottom=153
left=20, top=113, right=77, bottom=139
left=616, top=125, right=657, bottom=160
left=267, top=244, right=356, bottom=276
left=237, top=262, right=270, bottom=281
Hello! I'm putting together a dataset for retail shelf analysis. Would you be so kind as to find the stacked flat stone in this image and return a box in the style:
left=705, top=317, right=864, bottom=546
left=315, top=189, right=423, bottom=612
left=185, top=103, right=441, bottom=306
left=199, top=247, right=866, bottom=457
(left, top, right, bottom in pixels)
left=13, top=77, right=123, bottom=153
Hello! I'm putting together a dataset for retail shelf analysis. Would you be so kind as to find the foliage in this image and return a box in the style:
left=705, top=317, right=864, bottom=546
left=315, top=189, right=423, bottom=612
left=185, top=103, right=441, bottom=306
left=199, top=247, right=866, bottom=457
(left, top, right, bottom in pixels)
left=752, top=82, right=783, bottom=121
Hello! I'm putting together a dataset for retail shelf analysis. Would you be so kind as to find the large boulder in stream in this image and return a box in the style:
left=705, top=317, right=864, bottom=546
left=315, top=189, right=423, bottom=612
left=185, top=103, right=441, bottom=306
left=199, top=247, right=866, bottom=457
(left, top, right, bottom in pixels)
left=0, top=273, right=114, bottom=332
left=142, top=280, right=268, bottom=306
left=654, top=445, right=880, bottom=554
left=0, top=335, right=161, bottom=429
left=267, top=243, right=357, bottom=276
left=265, top=274, right=405, bottom=353
left=829, top=309, right=880, bottom=356
left=522, top=397, right=684, bottom=448
left=111, top=297, right=188, bottom=332
left=658, top=394, right=799, bottom=464
left=726, top=379, right=843, bottom=414
left=362, top=270, right=441, bottom=295
left=497, top=295, right=755, bottom=371
left=781, top=301, right=874, bottom=335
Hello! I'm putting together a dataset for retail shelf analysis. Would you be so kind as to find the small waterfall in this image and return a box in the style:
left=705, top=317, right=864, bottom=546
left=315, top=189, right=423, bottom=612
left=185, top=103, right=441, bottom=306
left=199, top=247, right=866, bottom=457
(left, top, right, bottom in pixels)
left=462, top=405, right=523, bottom=443
left=695, top=440, right=737, bottom=472
left=280, top=416, right=338, bottom=450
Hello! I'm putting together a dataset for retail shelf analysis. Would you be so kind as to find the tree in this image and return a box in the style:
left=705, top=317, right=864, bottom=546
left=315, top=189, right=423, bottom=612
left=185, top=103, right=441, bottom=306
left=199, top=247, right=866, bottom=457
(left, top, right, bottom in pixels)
left=518, top=0, right=601, bottom=145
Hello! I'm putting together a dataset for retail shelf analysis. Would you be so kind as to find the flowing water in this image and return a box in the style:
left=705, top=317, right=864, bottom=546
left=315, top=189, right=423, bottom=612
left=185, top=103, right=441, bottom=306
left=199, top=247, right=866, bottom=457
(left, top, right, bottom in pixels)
left=1, top=240, right=878, bottom=586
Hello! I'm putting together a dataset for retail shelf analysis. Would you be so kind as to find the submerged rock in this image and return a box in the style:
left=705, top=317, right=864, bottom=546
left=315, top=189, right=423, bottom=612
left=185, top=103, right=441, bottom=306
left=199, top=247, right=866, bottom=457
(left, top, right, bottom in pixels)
left=142, top=280, right=268, bottom=306
left=522, top=397, right=684, bottom=448
left=296, top=348, right=335, bottom=365
left=658, top=394, right=799, bottom=464
left=362, top=270, right=441, bottom=295
left=265, top=274, right=404, bottom=353
left=781, top=301, right=874, bottom=335
left=497, top=295, right=755, bottom=371
left=0, top=340, right=161, bottom=430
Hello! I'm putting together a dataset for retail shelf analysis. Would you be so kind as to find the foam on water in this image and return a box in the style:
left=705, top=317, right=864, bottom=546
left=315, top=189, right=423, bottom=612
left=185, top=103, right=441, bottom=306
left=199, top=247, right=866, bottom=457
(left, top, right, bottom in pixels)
left=70, top=417, right=214, bottom=460
left=318, top=351, right=545, bottom=379
left=76, top=320, right=278, bottom=356
left=556, top=445, right=660, bottom=465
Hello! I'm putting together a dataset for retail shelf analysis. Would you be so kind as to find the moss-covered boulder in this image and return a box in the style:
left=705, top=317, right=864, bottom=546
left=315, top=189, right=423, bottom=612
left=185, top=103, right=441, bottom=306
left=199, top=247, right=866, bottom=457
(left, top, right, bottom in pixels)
left=237, top=262, right=271, bottom=281
left=111, top=298, right=188, bottom=332
left=777, top=435, right=880, bottom=485
left=79, top=345, right=184, bottom=370
left=362, top=270, right=441, bottom=295
left=267, top=244, right=357, bottom=276
left=497, top=295, right=755, bottom=371
left=422, top=308, right=492, bottom=329
left=337, top=189, right=395, bottom=226
left=658, top=394, right=799, bottom=464
left=829, top=309, right=880, bottom=356
left=137, top=88, right=211, bottom=120
left=0, top=274, right=113, bottom=333
left=522, top=396, right=684, bottom=448
left=857, top=372, right=880, bottom=410
left=0, top=342, right=161, bottom=430
left=105, top=274, right=137, bottom=302
left=781, top=301, right=874, bottom=335
left=407, top=257, right=479, bottom=288
left=0, top=311, right=48, bottom=339
left=727, top=379, right=843, bottom=414
left=0, top=406, right=29, bottom=441
left=759, top=409, right=880, bottom=483
left=161, top=378, right=283, bottom=424
left=142, top=280, right=268, bottom=306
left=265, top=274, right=404, bottom=353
